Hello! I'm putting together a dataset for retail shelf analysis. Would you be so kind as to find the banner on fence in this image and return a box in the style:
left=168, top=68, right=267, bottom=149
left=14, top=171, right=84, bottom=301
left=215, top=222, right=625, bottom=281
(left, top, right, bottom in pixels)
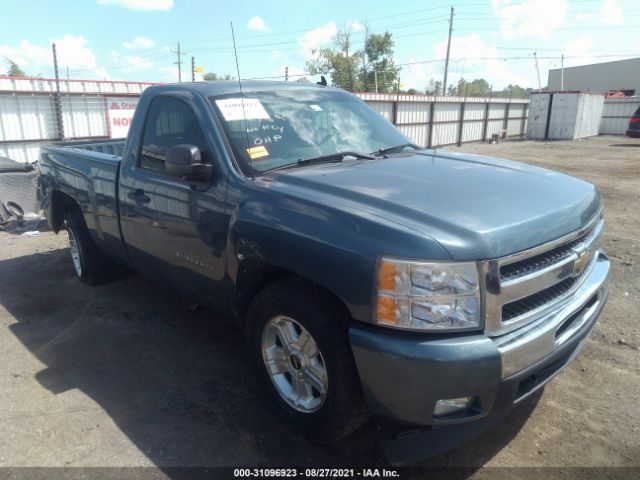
left=106, top=97, right=139, bottom=139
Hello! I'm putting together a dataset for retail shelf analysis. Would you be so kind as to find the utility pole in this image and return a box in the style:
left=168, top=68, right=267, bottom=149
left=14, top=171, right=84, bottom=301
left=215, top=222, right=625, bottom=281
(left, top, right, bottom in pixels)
left=346, top=43, right=353, bottom=92
left=285, top=66, right=289, bottom=81
left=362, top=22, right=368, bottom=91
left=560, top=54, right=564, bottom=90
left=443, top=6, right=454, bottom=96
left=191, top=56, right=195, bottom=82
left=172, top=42, right=186, bottom=82
left=533, top=51, right=541, bottom=91
left=374, top=70, right=378, bottom=93
left=51, top=43, right=64, bottom=140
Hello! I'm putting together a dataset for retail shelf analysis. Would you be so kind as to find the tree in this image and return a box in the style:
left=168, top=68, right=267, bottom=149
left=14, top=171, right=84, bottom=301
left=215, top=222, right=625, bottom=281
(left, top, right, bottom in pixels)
left=203, top=72, right=235, bottom=81
left=495, top=84, right=532, bottom=98
left=5, top=58, right=26, bottom=76
left=446, top=78, right=492, bottom=97
left=306, top=28, right=400, bottom=93
left=306, top=27, right=362, bottom=91
left=359, top=32, right=400, bottom=93
left=425, top=79, right=443, bottom=95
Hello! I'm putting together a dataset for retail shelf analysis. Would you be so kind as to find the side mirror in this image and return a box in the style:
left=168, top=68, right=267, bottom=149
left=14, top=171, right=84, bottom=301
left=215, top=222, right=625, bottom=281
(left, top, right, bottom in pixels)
left=165, top=144, right=213, bottom=182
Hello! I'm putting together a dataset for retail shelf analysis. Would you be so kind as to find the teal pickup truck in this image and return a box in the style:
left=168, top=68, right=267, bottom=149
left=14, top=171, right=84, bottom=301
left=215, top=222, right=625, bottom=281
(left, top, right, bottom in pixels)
left=38, top=81, right=610, bottom=446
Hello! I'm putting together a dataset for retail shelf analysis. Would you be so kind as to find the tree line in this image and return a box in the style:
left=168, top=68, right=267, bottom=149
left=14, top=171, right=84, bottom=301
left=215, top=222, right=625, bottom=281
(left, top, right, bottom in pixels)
left=303, top=28, right=533, bottom=97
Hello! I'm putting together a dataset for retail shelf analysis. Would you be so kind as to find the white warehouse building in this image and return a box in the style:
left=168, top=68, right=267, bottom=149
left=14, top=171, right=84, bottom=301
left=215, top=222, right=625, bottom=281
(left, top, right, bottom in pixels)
left=547, top=57, right=640, bottom=95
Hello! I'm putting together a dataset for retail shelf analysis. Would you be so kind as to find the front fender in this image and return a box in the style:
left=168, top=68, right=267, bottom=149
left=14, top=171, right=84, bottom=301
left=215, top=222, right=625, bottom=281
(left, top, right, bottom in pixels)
left=225, top=182, right=451, bottom=323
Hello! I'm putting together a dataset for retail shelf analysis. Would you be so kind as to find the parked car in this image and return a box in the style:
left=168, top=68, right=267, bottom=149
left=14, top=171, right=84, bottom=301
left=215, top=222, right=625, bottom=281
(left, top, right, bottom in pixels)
left=38, top=81, right=610, bottom=445
left=626, top=105, right=640, bottom=138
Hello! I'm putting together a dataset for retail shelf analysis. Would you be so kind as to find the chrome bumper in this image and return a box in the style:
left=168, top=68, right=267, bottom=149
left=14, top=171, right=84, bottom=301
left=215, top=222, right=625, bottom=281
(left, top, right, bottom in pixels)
left=493, top=252, right=610, bottom=378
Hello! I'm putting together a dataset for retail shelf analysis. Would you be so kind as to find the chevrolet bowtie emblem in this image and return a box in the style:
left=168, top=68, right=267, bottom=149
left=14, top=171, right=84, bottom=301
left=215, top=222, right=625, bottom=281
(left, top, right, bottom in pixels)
left=572, top=248, right=591, bottom=277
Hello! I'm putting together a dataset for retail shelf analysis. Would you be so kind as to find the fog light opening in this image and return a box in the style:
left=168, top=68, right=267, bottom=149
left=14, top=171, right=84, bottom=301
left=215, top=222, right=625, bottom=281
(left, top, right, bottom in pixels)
left=433, top=396, right=475, bottom=417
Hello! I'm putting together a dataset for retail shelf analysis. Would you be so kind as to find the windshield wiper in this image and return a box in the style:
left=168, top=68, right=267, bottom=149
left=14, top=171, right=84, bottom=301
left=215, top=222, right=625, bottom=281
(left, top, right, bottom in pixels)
left=263, top=151, right=375, bottom=173
left=373, top=143, right=420, bottom=157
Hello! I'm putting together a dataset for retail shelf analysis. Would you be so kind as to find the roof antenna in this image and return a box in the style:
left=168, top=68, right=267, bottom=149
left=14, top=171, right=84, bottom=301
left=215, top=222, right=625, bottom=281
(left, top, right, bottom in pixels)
left=317, top=75, right=327, bottom=86
left=231, top=21, right=254, bottom=180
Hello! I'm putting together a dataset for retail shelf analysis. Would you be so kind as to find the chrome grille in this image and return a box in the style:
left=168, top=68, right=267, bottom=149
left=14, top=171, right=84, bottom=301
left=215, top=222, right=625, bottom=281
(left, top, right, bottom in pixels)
left=483, top=213, right=603, bottom=336
left=502, top=276, right=579, bottom=321
left=500, top=237, right=583, bottom=281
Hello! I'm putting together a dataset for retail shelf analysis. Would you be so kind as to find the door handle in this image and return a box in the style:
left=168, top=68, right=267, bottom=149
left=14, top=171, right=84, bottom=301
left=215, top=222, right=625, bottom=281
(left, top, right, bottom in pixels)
left=128, top=189, right=151, bottom=205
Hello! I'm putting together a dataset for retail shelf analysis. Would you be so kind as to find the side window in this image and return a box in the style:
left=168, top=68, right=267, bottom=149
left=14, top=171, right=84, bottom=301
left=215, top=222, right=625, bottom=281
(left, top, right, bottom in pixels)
left=139, top=96, right=209, bottom=173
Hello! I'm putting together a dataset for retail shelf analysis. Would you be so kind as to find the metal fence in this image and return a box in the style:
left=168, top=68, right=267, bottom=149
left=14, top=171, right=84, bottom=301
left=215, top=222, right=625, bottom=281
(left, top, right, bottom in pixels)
left=3, top=74, right=636, bottom=164
left=600, top=98, right=639, bottom=134
left=356, top=93, right=529, bottom=147
left=0, top=76, right=156, bottom=163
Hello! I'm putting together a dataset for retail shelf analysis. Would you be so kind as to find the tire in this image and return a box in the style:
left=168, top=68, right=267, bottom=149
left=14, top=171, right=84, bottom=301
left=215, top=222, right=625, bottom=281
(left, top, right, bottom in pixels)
left=65, top=207, right=114, bottom=285
left=247, top=277, right=369, bottom=442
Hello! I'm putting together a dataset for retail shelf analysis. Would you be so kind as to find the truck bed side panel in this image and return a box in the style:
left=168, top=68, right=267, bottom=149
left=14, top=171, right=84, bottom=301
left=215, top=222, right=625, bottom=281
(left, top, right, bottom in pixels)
left=39, top=145, right=129, bottom=264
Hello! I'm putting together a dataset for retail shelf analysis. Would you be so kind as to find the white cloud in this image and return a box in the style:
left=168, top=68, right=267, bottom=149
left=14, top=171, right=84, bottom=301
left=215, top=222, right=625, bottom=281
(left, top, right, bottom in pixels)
left=159, top=66, right=179, bottom=82
left=122, top=36, right=156, bottom=49
left=562, top=35, right=595, bottom=66
left=270, top=49, right=284, bottom=60
left=0, top=35, right=106, bottom=78
left=109, top=50, right=155, bottom=72
left=401, top=34, right=531, bottom=91
left=247, top=16, right=271, bottom=32
left=492, top=0, right=568, bottom=38
left=401, top=60, right=439, bottom=91
left=298, top=22, right=337, bottom=56
left=53, top=35, right=107, bottom=78
left=575, top=13, right=593, bottom=22
left=97, top=0, right=173, bottom=10
left=347, top=20, right=365, bottom=32
left=0, top=40, right=49, bottom=72
left=601, top=0, right=623, bottom=25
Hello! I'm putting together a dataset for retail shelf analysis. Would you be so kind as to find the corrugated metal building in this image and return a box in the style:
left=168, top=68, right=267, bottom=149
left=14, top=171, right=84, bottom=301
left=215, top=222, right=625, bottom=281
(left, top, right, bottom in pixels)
left=548, top=57, right=640, bottom=95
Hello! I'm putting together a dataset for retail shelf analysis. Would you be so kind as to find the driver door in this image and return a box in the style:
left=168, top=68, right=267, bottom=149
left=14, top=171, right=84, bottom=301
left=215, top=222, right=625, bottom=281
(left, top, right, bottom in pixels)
left=119, top=94, right=230, bottom=309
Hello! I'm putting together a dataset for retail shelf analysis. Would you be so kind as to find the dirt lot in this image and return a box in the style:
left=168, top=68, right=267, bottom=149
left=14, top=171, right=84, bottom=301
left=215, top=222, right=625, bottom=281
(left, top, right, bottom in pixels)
left=0, top=135, right=638, bottom=475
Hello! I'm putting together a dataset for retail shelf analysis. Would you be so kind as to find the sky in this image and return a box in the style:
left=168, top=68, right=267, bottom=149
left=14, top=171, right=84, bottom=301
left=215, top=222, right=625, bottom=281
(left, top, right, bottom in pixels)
left=0, top=0, right=638, bottom=91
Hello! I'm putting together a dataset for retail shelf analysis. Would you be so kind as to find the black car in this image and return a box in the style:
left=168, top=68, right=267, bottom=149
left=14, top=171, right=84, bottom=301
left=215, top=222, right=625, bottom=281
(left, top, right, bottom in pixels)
left=627, top=105, right=640, bottom=138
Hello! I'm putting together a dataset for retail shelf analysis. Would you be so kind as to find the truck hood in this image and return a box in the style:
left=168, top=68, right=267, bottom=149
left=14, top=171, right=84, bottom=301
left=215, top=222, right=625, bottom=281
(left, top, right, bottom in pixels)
left=268, top=150, right=601, bottom=260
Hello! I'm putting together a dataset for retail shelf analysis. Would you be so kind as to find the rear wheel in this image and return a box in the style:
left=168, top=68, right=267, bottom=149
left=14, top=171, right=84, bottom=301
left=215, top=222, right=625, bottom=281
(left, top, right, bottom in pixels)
left=65, top=207, right=115, bottom=285
left=248, top=278, right=369, bottom=442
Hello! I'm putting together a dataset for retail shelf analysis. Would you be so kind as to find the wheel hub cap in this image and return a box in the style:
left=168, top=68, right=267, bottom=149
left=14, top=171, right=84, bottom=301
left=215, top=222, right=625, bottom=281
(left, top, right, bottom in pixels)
left=261, top=315, right=328, bottom=413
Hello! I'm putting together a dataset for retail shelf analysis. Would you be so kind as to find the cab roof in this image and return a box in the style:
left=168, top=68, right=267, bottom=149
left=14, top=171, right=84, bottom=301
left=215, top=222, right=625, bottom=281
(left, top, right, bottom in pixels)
left=146, top=80, right=340, bottom=97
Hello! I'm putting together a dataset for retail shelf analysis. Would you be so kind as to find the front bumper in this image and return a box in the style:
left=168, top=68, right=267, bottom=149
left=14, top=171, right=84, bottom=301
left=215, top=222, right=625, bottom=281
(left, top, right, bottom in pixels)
left=349, top=252, right=610, bottom=427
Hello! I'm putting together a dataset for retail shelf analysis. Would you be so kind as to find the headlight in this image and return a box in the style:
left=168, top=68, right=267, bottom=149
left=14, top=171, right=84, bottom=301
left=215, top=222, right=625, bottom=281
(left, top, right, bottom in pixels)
left=375, top=257, right=482, bottom=331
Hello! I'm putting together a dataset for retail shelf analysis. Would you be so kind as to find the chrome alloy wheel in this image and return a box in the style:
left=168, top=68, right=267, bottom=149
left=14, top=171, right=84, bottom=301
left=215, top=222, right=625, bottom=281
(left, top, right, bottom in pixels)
left=68, top=228, right=83, bottom=277
left=261, top=315, right=328, bottom=413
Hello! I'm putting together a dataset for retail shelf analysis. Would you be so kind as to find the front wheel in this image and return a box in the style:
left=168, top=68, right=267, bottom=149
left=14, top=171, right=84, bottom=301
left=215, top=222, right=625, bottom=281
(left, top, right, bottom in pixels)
left=248, top=278, right=369, bottom=442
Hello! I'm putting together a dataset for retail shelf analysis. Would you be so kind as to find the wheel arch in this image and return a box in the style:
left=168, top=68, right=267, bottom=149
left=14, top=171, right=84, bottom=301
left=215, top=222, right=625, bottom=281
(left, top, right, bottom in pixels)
left=46, top=190, right=80, bottom=233
left=234, top=258, right=353, bottom=323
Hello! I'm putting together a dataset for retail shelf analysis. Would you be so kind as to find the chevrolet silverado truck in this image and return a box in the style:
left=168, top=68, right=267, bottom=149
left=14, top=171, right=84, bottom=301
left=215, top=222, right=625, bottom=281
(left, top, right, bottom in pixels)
left=38, top=81, right=610, bottom=444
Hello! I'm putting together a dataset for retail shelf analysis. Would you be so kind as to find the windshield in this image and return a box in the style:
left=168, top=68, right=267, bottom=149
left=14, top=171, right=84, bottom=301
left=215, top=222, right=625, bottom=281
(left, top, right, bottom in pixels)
left=209, top=88, right=411, bottom=175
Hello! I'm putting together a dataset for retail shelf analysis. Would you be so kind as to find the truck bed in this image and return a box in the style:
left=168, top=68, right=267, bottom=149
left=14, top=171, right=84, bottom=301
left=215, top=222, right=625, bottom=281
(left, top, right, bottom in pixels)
left=38, top=138, right=128, bottom=262
left=46, top=138, right=126, bottom=157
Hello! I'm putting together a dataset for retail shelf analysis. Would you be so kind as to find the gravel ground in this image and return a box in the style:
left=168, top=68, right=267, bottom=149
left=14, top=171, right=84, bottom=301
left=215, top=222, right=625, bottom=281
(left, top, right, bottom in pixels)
left=0, top=135, right=638, bottom=476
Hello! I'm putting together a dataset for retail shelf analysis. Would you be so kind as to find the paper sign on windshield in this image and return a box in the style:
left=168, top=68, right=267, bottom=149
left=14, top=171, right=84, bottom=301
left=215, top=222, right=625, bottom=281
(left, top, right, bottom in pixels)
left=215, top=98, right=271, bottom=122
